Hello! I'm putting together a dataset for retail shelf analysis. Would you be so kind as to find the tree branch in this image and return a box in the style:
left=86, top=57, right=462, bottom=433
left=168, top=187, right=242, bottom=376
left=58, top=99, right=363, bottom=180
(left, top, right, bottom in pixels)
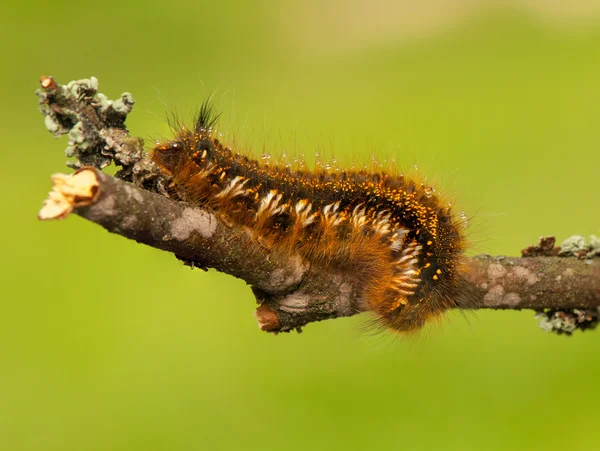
left=36, top=76, right=600, bottom=335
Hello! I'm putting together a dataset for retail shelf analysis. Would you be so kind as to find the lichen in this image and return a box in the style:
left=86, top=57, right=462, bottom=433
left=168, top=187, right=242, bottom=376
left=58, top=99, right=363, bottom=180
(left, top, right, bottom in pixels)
left=558, top=235, right=600, bottom=259
left=535, top=308, right=599, bottom=335
left=558, top=235, right=587, bottom=257
left=588, top=235, right=600, bottom=258
left=36, top=76, right=136, bottom=170
left=171, top=208, right=217, bottom=240
left=268, top=254, right=307, bottom=291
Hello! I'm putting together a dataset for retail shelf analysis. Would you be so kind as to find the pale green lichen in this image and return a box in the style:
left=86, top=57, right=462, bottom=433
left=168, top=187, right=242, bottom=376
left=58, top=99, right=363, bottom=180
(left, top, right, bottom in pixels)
left=535, top=308, right=599, bottom=335
left=558, top=235, right=587, bottom=256
left=65, top=76, right=99, bottom=99
left=36, top=76, right=136, bottom=170
left=588, top=235, right=600, bottom=258
left=559, top=235, right=600, bottom=259
left=111, top=92, right=135, bottom=114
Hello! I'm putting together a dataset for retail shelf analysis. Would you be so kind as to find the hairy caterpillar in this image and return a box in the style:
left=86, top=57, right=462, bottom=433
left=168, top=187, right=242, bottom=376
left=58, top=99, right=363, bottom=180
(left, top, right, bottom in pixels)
left=151, top=103, right=468, bottom=333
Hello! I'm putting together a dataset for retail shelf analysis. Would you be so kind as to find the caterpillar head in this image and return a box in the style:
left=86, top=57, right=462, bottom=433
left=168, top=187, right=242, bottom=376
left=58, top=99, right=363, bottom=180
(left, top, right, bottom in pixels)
left=152, top=132, right=215, bottom=176
left=152, top=99, right=221, bottom=176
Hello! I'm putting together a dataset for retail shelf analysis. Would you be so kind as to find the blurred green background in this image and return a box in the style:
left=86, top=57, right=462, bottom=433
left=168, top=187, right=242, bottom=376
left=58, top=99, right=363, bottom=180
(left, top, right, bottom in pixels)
left=2, top=1, right=600, bottom=450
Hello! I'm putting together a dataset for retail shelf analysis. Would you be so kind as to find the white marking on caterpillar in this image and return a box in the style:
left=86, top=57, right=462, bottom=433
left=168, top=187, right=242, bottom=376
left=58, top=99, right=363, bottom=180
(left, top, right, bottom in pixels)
left=351, top=204, right=368, bottom=228
left=389, top=287, right=415, bottom=297
left=395, top=280, right=420, bottom=289
left=396, top=254, right=416, bottom=265
left=193, top=162, right=215, bottom=180
left=257, top=190, right=284, bottom=217
left=389, top=229, right=408, bottom=251
left=214, top=176, right=249, bottom=199
left=390, top=240, right=402, bottom=252
left=295, top=199, right=309, bottom=214
left=401, top=242, right=421, bottom=256
left=321, top=202, right=344, bottom=227
left=371, top=211, right=392, bottom=235
left=257, top=190, right=276, bottom=215
left=388, top=237, right=424, bottom=300
left=270, top=194, right=284, bottom=216
left=294, top=199, right=315, bottom=226
left=322, top=201, right=340, bottom=215
left=403, top=269, right=420, bottom=277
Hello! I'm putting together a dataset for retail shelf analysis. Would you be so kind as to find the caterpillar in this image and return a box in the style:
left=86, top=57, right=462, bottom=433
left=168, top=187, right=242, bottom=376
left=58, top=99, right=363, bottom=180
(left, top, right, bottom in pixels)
left=151, top=103, right=468, bottom=333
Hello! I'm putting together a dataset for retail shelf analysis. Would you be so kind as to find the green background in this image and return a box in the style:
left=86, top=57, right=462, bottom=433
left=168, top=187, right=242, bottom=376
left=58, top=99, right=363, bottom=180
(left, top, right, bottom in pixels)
left=2, top=1, right=600, bottom=450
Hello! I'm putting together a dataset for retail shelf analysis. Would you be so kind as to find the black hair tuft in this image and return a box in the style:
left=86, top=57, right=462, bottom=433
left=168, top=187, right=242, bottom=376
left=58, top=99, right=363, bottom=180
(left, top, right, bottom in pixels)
left=195, top=98, right=221, bottom=131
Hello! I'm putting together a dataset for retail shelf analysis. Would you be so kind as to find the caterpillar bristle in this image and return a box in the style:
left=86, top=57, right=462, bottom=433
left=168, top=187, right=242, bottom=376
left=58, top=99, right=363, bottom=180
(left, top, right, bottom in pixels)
left=151, top=101, right=467, bottom=334
left=195, top=98, right=221, bottom=131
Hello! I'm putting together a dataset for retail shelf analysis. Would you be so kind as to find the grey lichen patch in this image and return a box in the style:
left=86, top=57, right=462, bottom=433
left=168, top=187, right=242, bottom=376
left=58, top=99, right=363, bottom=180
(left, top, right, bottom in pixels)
left=100, top=128, right=143, bottom=168
left=268, top=254, right=308, bottom=291
left=66, top=76, right=99, bottom=99
left=559, top=235, right=587, bottom=256
left=109, top=92, right=135, bottom=115
left=487, top=263, right=506, bottom=281
left=171, top=208, right=216, bottom=240
left=483, top=285, right=505, bottom=306
left=480, top=262, right=540, bottom=307
left=562, top=268, right=574, bottom=277
left=512, top=266, right=539, bottom=286
left=588, top=235, right=600, bottom=258
left=37, top=76, right=137, bottom=170
left=279, top=294, right=311, bottom=313
left=535, top=308, right=599, bottom=335
left=483, top=287, right=523, bottom=307
left=123, top=184, right=144, bottom=204
left=482, top=264, right=541, bottom=307
left=503, top=292, right=521, bottom=306
left=44, top=114, right=61, bottom=134
left=559, top=235, right=600, bottom=259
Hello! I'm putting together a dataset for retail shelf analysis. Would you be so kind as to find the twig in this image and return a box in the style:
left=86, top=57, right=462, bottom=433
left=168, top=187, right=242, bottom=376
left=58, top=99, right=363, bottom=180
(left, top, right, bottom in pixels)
left=36, top=76, right=600, bottom=334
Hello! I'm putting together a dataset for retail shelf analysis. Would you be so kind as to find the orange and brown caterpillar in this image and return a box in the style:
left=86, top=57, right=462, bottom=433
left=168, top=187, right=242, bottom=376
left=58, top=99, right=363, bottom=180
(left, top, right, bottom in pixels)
left=151, top=103, right=467, bottom=333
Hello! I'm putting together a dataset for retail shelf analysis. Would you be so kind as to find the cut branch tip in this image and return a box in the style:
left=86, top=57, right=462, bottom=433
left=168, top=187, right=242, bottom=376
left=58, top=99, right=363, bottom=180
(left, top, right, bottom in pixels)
left=254, top=304, right=281, bottom=332
left=38, top=168, right=100, bottom=220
